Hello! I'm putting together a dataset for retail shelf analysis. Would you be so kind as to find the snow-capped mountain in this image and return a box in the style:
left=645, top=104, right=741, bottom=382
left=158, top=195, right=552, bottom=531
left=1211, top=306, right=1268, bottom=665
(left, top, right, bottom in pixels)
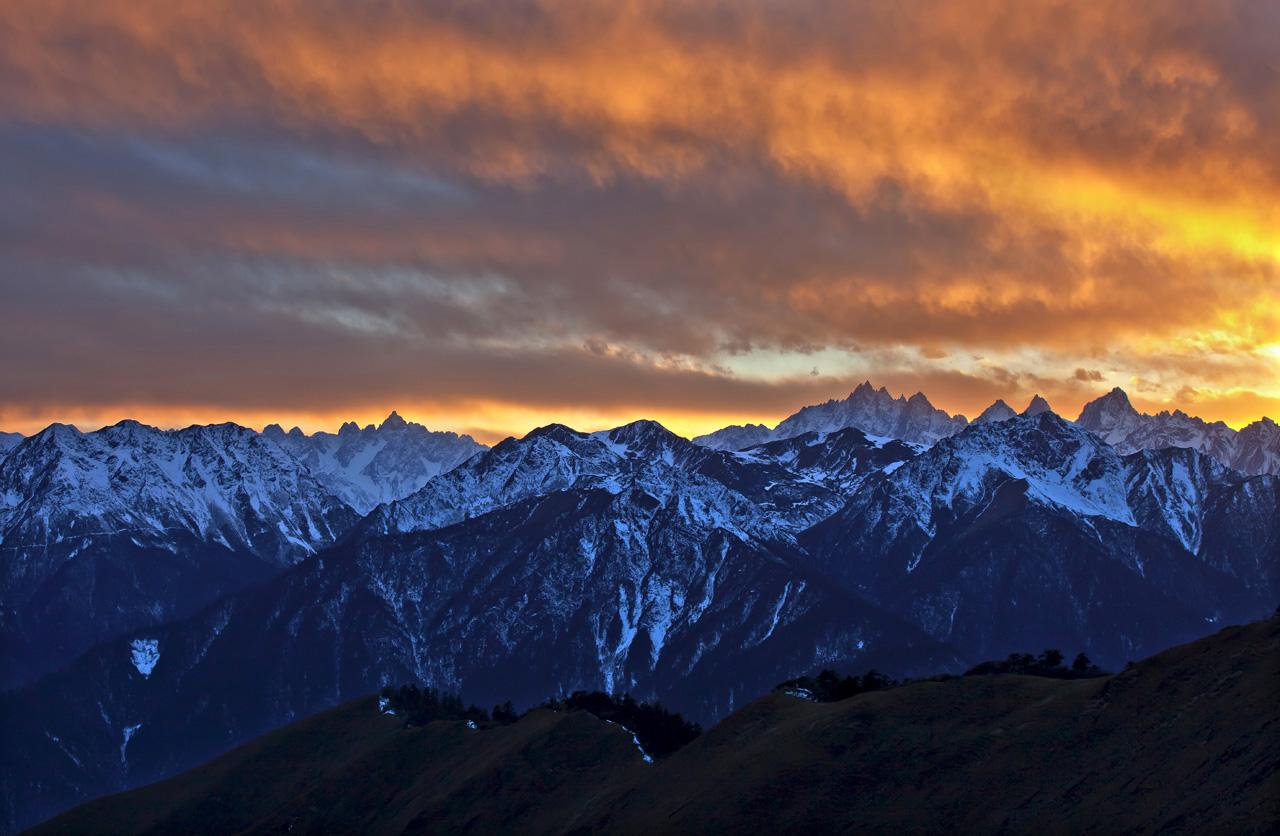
left=262, top=412, right=484, bottom=514
left=1077, top=387, right=1280, bottom=476
left=363, top=418, right=921, bottom=545
left=372, top=420, right=810, bottom=540
left=695, top=381, right=968, bottom=450
left=803, top=412, right=1274, bottom=667
left=1233, top=417, right=1280, bottom=475
left=0, top=420, right=358, bottom=688
left=973, top=394, right=1052, bottom=425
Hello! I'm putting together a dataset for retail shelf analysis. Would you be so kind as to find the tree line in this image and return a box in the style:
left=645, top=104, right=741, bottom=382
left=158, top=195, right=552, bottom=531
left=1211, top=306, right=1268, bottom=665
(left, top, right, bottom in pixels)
left=378, top=684, right=701, bottom=758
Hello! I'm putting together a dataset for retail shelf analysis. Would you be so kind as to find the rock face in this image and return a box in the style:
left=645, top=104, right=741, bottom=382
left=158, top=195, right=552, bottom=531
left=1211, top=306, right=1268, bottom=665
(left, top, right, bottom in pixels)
left=695, top=381, right=967, bottom=450
left=1077, top=387, right=1280, bottom=476
left=802, top=413, right=1275, bottom=667
left=262, top=413, right=484, bottom=515
left=0, top=421, right=359, bottom=688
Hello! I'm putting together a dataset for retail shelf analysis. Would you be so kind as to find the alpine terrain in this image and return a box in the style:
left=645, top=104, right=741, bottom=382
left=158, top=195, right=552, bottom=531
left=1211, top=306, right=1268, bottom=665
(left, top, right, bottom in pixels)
left=1, top=385, right=1276, bottom=833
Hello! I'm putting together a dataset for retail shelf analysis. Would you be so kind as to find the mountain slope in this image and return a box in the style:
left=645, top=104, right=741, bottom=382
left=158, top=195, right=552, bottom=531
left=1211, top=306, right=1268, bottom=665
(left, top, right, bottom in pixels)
left=33, top=615, right=1280, bottom=835
left=0, top=483, right=957, bottom=832
left=803, top=413, right=1274, bottom=668
left=0, top=421, right=358, bottom=688
left=364, top=419, right=910, bottom=540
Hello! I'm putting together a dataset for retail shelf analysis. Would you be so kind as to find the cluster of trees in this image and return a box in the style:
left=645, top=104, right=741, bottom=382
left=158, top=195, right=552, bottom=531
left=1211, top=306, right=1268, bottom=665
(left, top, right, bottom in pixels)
left=378, top=685, right=518, bottom=727
left=378, top=685, right=701, bottom=758
left=540, top=691, right=702, bottom=758
left=964, top=649, right=1104, bottom=679
left=775, top=669, right=898, bottom=702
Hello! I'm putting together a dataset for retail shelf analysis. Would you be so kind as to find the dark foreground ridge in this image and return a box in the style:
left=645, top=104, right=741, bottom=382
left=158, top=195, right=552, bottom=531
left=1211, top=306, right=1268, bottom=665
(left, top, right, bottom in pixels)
left=31, top=616, right=1280, bottom=835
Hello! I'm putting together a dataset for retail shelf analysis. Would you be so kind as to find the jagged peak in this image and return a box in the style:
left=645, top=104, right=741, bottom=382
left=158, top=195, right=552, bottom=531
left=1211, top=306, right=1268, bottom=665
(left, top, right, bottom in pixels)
left=1077, top=386, right=1138, bottom=428
left=974, top=400, right=1017, bottom=424
left=379, top=411, right=408, bottom=431
left=338, top=421, right=361, bottom=436
left=1022, top=394, right=1053, bottom=417
left=1103, top=387, right=1132, bottom=405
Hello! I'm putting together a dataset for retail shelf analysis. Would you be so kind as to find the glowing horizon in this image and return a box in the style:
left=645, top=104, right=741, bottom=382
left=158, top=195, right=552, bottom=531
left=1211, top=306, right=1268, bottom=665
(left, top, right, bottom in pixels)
left=1, top=379, right=1268, bottom=447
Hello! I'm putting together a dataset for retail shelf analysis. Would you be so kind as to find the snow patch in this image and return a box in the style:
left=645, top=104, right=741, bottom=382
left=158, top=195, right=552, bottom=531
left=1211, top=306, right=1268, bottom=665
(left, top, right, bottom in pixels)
left=129, top=638, right=160, bottom=678
left=604, top=719, right=653, bottom=763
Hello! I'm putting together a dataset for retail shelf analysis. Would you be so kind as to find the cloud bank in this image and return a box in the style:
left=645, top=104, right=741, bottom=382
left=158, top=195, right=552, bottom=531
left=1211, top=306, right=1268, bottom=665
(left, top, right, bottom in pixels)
left=1, top=0, right=1277, bottom=437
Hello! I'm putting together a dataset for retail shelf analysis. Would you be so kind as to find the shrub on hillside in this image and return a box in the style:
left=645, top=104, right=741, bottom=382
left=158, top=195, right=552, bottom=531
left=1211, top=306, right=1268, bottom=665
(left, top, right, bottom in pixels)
left=964, top=649, right=1104, bottom=679
left=379, top=684, right=488, bottom=726
left=775, top=669, right=898, bottom=702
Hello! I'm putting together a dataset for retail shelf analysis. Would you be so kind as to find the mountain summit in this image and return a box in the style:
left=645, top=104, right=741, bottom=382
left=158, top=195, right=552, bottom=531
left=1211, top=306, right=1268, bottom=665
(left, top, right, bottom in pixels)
left=695, top=382, right=967, bottom=450
left=1022, top=394, right=1053, bottom=416
left=1076, top=387, right=1279, bottom=476
left=263, top=415, right=483, bottom=514
left=973, top=399, right=1018, bottom=424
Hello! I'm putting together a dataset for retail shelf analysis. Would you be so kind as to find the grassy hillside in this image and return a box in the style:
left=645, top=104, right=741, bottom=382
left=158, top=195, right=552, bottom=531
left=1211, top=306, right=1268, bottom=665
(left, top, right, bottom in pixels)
left=33, top=616, right=1280, bottom=835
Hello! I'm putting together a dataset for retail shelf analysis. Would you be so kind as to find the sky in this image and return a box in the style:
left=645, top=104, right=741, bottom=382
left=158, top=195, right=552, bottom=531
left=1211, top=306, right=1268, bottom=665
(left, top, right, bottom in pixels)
left=1, top=0, right=1278, bottom=443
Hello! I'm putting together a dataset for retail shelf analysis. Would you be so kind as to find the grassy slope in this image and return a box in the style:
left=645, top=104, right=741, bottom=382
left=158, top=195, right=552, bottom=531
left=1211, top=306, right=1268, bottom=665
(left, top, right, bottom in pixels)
left=33, top=617, right=1280, bottom=835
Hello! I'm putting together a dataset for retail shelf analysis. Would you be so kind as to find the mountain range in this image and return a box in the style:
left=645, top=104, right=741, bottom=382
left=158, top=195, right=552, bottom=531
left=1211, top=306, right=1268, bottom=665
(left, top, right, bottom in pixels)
left=1077, top=387, right=1280, bottom=476
left=695, top=382, right=1280, bottom=478
left=0, top=415, right=479, bottom=689
left=0, top=384, right=1277, bottom=831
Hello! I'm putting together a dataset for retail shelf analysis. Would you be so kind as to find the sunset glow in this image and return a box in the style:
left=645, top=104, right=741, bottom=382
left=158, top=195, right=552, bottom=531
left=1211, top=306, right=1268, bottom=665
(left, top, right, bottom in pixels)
left=2, top=0, right=1277, bottom=437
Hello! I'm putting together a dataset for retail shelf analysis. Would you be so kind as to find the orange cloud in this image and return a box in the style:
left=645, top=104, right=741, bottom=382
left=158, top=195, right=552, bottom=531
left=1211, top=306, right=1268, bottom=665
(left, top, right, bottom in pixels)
left=0, top=0, right=1276, bottom=434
